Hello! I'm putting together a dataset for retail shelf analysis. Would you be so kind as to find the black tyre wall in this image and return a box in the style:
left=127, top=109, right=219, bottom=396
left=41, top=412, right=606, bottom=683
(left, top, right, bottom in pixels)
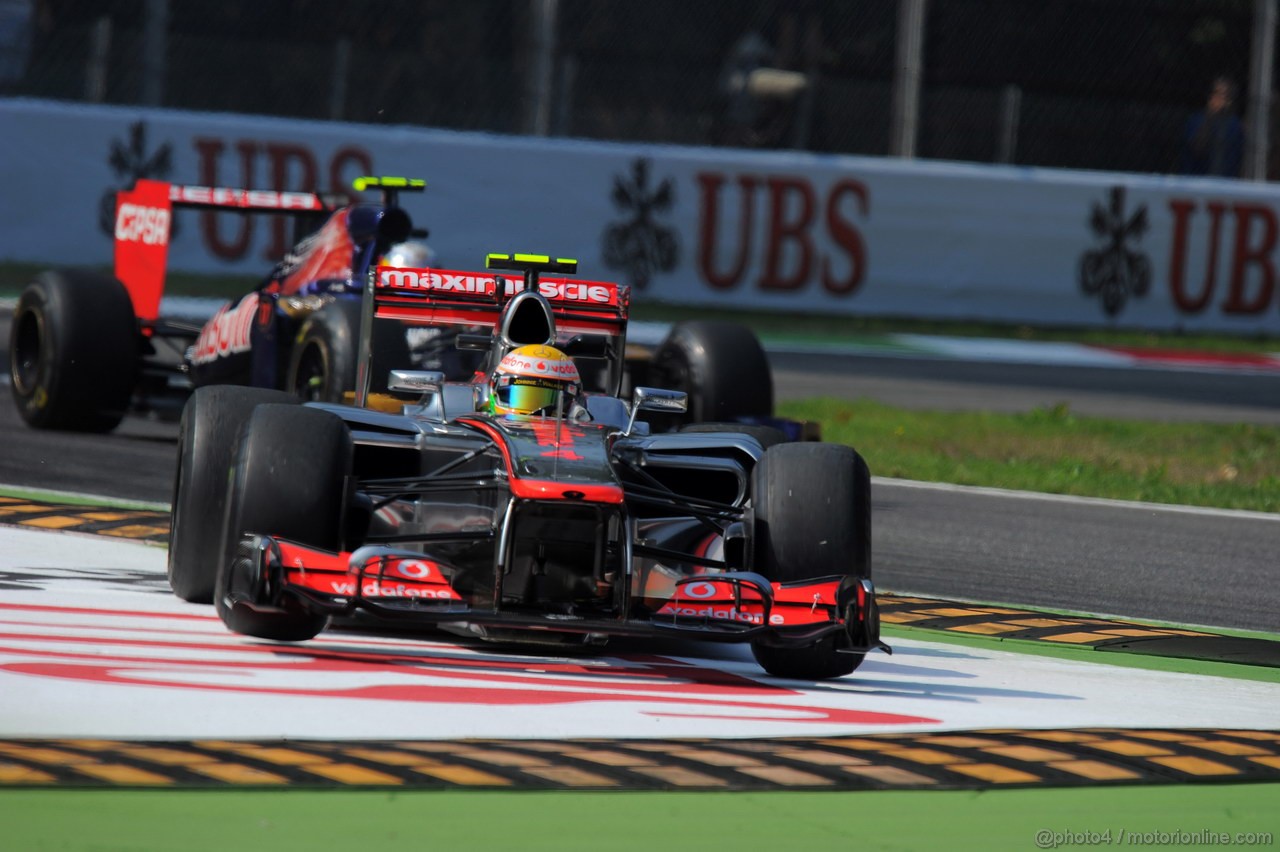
left=167, top=386, right=298, bottom=603
left=679, top=422, right=788, bottom=450
left=651, top=320, right=773, bottom=424
left=8, top=270, right=139, bottom=431
left=215, top=403, right=351, bottom=640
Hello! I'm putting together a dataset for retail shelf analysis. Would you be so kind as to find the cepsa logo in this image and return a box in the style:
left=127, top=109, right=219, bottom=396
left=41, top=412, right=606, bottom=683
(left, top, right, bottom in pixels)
left=114, top=203, right=171, bottom=246
left=191, top=294, right=257, bottom=364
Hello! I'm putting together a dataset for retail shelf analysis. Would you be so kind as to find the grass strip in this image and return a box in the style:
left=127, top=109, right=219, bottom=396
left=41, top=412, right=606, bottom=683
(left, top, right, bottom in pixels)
left=880, top=624, right=1280, bottom=685
left=1, top=785, right=1276, bottom=851
left=782, top=397, right=1280, bottom=512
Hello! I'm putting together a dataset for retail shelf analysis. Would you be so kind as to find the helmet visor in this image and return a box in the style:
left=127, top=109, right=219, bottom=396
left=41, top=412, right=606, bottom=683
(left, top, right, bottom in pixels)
left=494, top=376, right=566, bottom=414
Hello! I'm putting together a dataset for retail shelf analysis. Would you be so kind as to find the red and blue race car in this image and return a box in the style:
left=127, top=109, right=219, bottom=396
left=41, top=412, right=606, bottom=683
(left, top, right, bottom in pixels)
left=9, top=177, right=780, bottom=434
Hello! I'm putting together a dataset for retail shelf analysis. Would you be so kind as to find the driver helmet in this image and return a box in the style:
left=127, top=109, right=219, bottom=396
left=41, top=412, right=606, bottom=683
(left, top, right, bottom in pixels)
left=383, top=239, right=436, bottom=268
left=489, top=344, right=581, bottom=417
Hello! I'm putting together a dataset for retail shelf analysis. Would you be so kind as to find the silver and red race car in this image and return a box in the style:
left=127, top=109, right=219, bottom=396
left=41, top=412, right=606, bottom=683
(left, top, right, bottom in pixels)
left=168, top=253, right=887, bottom=680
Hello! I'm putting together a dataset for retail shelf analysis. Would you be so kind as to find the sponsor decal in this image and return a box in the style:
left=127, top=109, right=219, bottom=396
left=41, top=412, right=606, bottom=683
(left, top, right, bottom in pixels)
left=171, top=185, right=324, bottom=210
left=193, top=138, right=373, bottom=260
left=379, top=269, right=497, bottom=296
left=602, top=158, right=679, bottom=290
left=99, top=121, right=178, bottom=240
left=191, top=294, right=258, bottom=364
left=113, top=202, right=170, bottom=246
left=378, top=269, right=617, bottom=306
left=679, top=581, right=719, bottom=599
left=1079, top=186, right=1151, bottom=316
left=696, top=172, right=869, bottom=295
left=657, top=602, right=766, bottom=625
left=1167, top=197, right=1279, bottom=315
left=391, top=560, right=435, bottom=580
left=327, top=580, right=461, bottom=600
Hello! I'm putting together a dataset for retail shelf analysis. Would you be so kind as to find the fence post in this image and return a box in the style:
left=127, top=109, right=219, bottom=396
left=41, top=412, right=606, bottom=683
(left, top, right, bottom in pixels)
left=141, top=0, right=168, bottom=107
left=526, top=0, right=559, bottom=136
left=330, top=37, right=351, bottom=122
left=890, top=0, right=927, bottom=158
left=84, top=16, right=112, bottom=102
left=1245, top=0, right=1276, bottom=180
left=997, top=84, right=1021, bottom=164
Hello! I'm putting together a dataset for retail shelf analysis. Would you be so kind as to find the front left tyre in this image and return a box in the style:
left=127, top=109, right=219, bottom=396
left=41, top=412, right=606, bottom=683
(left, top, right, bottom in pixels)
left=9, top=269, right=138, bottom=432
left=215, top=403, right=351, bottom=641
left=167, top=386, right=298, bottom=602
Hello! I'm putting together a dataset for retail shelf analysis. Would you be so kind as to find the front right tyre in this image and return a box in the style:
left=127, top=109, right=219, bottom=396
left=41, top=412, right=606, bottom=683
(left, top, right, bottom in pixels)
left=748, top=442, right=872, bottom=680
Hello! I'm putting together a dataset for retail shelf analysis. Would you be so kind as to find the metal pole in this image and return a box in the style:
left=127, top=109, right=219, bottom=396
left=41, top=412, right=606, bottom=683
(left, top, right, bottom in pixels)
left=889, top=0, right=927, bottom=158
left=1245, top=0, right=1276, bottom=180
left=997, top=84, right=1022, bottom=164
left=85, top=16, right=112, bottom=102
left=527, top=0, right=559, bottom=136
left=330, top=37, right=351, bottom=121
left=141, top=0, right=168, bottom=107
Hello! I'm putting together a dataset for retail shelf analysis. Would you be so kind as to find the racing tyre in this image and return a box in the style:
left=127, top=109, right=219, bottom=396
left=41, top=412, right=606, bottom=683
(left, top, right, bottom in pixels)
left=748, top=442, right=871, bottom=680
left=286, top=298, right=411, bottom=402
left=651, top=321, right=772, bottom=425
left=679, top=422, right=788, bottom=450
left=9, top=269, right=138, bottom=431
left=168, top=386, right=298, bottom=603
left=215, top=404, right=351, bottom=641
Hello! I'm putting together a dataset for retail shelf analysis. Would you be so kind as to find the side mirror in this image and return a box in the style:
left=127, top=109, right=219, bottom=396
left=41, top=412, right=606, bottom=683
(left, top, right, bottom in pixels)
left=388, top=370, right=445, bottom=395
left=625, top=386, right=688, bottom=435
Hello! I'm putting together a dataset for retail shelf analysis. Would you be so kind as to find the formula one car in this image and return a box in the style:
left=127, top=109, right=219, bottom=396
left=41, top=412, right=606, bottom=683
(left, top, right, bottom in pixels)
left=8, top=177, right=779, bottom=434
left=168, top=253, right=886, bottom=680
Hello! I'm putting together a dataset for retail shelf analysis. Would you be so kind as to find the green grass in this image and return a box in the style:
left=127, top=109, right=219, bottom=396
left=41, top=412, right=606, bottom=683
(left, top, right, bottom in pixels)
left=781, top=398, right=1280, bottom=512
left=1, top=785, right=1276, bottom=852
left=630, top=300, right=1280, bottom=356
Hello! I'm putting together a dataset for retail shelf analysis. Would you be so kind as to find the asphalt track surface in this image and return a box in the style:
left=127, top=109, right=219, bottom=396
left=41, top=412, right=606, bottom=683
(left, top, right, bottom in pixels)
left=1, top=308, right=1278, bottom=633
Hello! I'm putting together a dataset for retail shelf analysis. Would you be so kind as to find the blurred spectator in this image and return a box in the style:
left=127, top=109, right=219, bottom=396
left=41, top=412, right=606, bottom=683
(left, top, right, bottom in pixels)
left=1179, top=76, right=1243, bottom=177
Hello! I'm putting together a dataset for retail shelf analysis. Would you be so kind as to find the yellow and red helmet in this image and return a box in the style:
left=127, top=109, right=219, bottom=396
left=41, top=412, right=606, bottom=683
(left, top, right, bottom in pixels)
left=488, top=344, right=581, bottom=416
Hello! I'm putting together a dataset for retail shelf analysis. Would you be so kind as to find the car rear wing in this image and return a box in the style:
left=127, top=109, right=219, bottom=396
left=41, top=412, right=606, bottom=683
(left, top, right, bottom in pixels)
left=113, top=178, right=343, bottom=323
left=368, top=256, right=630, bottom=338
left=357, top=253, right=631, bottom=405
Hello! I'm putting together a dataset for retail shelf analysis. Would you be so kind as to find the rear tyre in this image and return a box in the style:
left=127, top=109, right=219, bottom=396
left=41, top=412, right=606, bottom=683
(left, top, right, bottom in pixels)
left=167, top=386, right=298, bottom=603
left=215, top=404, right=350, bottom=641
left=651, top=321, right=772, bottom=425
left=285, top=298, right=411, bottom=402
left=679, top=422, right=788, bottom=450
left=748, top=442, right=872, bottom=680
left=9, top=269, right=138, bottom=431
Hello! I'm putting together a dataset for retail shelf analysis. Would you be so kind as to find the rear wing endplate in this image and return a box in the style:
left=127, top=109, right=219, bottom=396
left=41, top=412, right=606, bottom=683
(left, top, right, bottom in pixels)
left=113, top=179, right=341, bottom=323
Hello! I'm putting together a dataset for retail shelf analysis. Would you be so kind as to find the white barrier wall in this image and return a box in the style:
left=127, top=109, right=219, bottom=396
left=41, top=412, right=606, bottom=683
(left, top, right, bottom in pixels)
left=2, top=98, right=1279, bottom=333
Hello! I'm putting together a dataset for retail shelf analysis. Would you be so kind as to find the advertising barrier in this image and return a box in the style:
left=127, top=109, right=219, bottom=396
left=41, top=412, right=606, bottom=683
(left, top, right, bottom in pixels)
left=2, top=98, right=1278, bottom=333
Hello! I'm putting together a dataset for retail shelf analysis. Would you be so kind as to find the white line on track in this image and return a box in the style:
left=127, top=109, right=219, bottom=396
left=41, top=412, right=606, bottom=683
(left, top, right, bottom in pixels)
left=875, top=476, right=1280, bottom=521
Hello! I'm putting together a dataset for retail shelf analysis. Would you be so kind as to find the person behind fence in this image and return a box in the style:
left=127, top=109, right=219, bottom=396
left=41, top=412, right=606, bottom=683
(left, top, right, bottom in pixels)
left=1179, top=76, right=1244, bottom=178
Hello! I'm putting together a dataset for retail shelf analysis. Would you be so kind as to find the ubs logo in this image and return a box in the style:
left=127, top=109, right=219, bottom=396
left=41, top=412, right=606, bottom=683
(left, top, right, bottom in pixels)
left=602, top=158, right=679, bottom=290
left=1079, top=186, right=1152, bottom=316
left=100, top=121, right=178, bottom=239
